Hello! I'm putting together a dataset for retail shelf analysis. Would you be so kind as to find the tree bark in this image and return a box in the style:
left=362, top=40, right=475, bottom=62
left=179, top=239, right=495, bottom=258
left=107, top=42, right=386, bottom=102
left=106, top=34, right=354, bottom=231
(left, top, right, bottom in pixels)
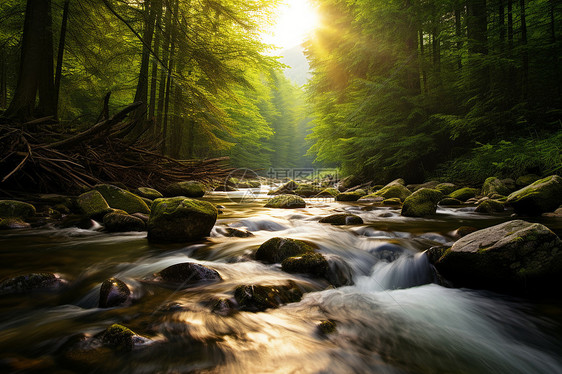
left=5, top=0, right=56, bottom=121
left=54, top=0, right=70, bottom=119
left=156, top=3, right=172, bottom=139
left=162, top=0, right=179, bottom=155
left=0, top=51, right=6, bottom=109
left=519, top=0, right=528, bottom=100
left=467, top=0, right=488, bottom=55
left=455, top=5, right=463, bottom=69
left=419, top=30, right=428, bottom=94
left=149, top=0, right=163, bottom=126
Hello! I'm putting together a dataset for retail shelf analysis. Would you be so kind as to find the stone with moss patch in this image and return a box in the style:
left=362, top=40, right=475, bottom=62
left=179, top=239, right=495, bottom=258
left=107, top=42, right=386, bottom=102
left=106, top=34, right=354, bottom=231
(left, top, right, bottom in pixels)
left=268, top=180, right=298, bottom=195
left=382, top=197, right=402, bottom=206
left=76, top=190, right=112, bottom=219
left=234, top=281, right=303, bottom=312
left=516, top=174, right=540, bottom=187
left=335, top=191, right=363, bottom=202
left=433, top=220, right=562, bottom=295
left=101, top=324, right=137, bottom=351
left=294, top=184, right=320, bottom=197
left=147, top=197, right=218, bottom=242
left=507, top=175, right=562, bottom=216
left=255, top=237, right=314, bottom=263
left=103, top=212, right=146, bottom=232
left=265, top=194, right=306, bottom=209
left=0, top=200, right=36, bottom=219
left=94, top=184, right=150, bottom=214
left=0, top=218, right=31, bottom=229
left=449, top=187, right=479, bottom=201
left=438, top=198, right=462, bottom=206
left=316, top=188, right=340, bottom=197
left=163, top=181, right=205, bottom=198
left=99, top=278, right=131, bottom=308
left=482, top=177, right=511, bottom=197
left=366, top=182, right=412, bottom=202
left=135, top=187, right=163, bottom=200
left=319, top=213, right=363, bottom=225
left=434, top=183, right=457, bottom=195
left=401, top=188, right=443, bottom=217
left=0, top=273, right=66, bottom=295
left=475, top=199, right=504, bottom=214
left=281, top=253, right=329, bottom=277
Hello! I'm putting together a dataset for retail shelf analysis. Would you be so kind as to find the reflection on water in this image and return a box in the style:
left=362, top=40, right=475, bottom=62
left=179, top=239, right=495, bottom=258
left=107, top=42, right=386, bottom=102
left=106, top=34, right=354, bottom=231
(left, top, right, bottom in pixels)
left=0, top=191, right=561, bottom=373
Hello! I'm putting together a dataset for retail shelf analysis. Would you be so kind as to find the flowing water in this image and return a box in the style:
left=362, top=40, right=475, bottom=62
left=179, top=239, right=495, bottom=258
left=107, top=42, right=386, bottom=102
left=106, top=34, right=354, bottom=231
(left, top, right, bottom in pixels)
left=1, top=188, right=561, bottom=373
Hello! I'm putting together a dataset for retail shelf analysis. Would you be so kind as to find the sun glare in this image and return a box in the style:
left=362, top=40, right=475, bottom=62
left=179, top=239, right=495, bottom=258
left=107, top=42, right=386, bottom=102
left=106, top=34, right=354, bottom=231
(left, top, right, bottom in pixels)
left=262, top=0, right=319, bottom=50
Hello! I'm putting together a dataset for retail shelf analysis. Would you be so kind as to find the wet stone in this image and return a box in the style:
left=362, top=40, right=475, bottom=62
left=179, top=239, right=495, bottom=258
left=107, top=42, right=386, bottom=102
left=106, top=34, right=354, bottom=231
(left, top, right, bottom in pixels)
left=99, top=278, right=131, bottom=308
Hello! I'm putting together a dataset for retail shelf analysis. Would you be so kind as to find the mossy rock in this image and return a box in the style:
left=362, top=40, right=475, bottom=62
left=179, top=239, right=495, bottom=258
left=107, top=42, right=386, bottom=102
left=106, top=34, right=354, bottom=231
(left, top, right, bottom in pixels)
left=158, top=262, right=222, bottom=286
left=382, top=197, right=402, bottom=206
left=370, top=183, right=412, bottom=201
left=435, top=183, right=457, bottom=195
left=434, top=220, right=562, bottom=295
left=317, top=320, right=337, bottom=336
left=295, top=184, right=321, bottom=197
left=76, top=190, right=111, bottom=219
left=401, top=188, right=443, bottom=217
left=99, top=278, right=131, bottom=308
left=94, top=184, right=150, bottom=214
left=147, top=197, right=218, bottom=242
left=135, top=187, right=163, bottom=200
left=335, top=191, right=362, bottom=202
left=319, top=213, right=363, bottom=225
left=255, top=237, right=314, bottom=263
left=163, top=181, right=205, bottom=198
left=0, top=273, right=66, bottom=295
left=268, top=180, right=298, bottom=195
left=234, top=281, right=303, bottom=312
left=515, top=174, right=540, bottom=187
left=101, top=324, right=137, bottom=351
left=103, top=212, right=146, bottom=232
left=449, top=187, right=479, bottom=201
left=316, top=188, right=340, bottom=197
left=507, top=175, right=562, bottom=216
left=0, top=200, right=36, bottom=219
left=281, top=253, right=329, bottom=277
left=0, top=218, right=31, bottom=229
left=475, top=199, right=504, bottom=214
left=438, top=198, right=463, bottom=206
left=482, top=177, right=511, bottom=197
left=265, top=194, right=306, bottom=209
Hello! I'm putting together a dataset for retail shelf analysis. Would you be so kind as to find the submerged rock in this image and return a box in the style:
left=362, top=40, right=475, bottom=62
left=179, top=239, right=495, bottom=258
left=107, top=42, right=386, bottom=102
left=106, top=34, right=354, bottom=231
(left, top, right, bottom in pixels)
left=222, top=227, right=254, bottom=238
left=94, top=184, right=150, bottom=214
left=319, top=213, right=363, bottom=225
left=234, top=281, right=303, bottom=312
left=281, top=253, right=329, bottom=277
left=103, top=212, right=146, bottom=232
left=324, top=255, right=354, bottom=287
left=163, top=181, right=205, bottom=197
left=0, top=200, right=36, bottom=219
left=265, top=195, right=306, bottom=209
left=99, top=278, right=131, bottom=308
left=255, top=237, right=314, bottom=263
left=507, top=175, right=562, bottom=216
left=401, top=188, right=443, bottom=217
left=0, top=273, right=66, bottom=295
left=147, top=197, right=217, bottom=242
left=158, top=262, right=222, bottom=286
left=101, top=324, right=151, bottom=351
left=431, top=220, right=562, bottom=295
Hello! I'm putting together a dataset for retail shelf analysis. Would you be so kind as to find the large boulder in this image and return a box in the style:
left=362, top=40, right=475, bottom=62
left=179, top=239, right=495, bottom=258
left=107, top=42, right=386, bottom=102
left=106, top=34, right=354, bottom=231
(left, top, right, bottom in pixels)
left=94, top=184, right=150, bottom=214
left=506, top=175, right=562, bottom=215
left=265, top=195, right=306, bottom=209
left=319, top=213, right=363, bottom=225
left=99, top=278, right=131, bottom=308
left=448, top=187, right=479, bottom=201
left=77, top=191, right=112, bottom=219
left=481, top=177, right=511, bottom=197
left=255, top=237, right=314, bottom=263
left=430, top=220, right=562, bottom=295
left=0, top=200, right=36, bottom=219
left=234, top=281, right=303, bottom=312
left=147, top=197, right=218, bottom=242
left=157, top=262, right=222, bottom=286
left=0, top=273, right=66, bottom=295
left=103, top=212, right=146, bottom=232
left=163, top=181, right=205, bottom=198
left=401, top=188, right=443, bottom=217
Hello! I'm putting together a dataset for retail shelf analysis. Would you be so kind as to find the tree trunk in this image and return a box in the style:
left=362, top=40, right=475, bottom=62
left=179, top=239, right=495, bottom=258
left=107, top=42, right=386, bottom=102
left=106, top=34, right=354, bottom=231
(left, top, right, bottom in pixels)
left=162, top=0, right=179, bottom=155
left=404, top=0, right=421, bottom=93
left=149, top=0, right=162, bottom=127
left=519, top=0, right=528, bottom=100
left=5, top=0, right=56, bottom=121
left=0, top=52, right=6, bottom=109
left=455, top=5, right=463, bottom=69
left=507, top=0, right=513, bottom=50
left=467, top=0, right=488, bottom=55
left=419, top=30, right=428, bottom=94
left=156, top=3, right=172, bottom=140
left=54, top=0, right=70, bottom=119
left=498, top=0, right=505, bottom=49
left=132, top=0, right=157, bottom=123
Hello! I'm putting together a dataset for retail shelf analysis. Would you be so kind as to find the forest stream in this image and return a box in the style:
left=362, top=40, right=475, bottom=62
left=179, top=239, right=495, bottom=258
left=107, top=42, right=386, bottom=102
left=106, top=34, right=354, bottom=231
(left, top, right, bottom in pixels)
left=0, top=186, right=561, bottom=373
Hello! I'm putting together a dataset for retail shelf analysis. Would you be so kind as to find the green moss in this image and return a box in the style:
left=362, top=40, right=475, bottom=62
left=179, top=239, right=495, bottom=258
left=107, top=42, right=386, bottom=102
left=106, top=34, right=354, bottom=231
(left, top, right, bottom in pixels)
left=265, top=195, right=306, bottom=208
left=316, top=188, right=340, bottom=197
left=318, top=213, right=363, bottom=225
left=295, top=184, right=321, bottom=197
left=0, top=200, right=36, bottom=219
left=281, top=253, right=329, bottom=277
left=255, top=237, right=314, bottom=263
left=94, top=184, right=150, bottom=214
left=475, top=199, right=504, bottom=214
left=77, top=190, right=111, bottom=219
left=372, top=184, right=412, bottom=201
left=449, top=187, right=479, bottom=201
left=335, top=191, right=362, bottom=201
left=101, top=324, right=135, bottom=351
left=164, top=181, right=206, bottom=197
left=435, top=183, right=457, bottom=195
left=401, top=188, right=443, bottom=217
left=136, top=187, right=163, bottom=200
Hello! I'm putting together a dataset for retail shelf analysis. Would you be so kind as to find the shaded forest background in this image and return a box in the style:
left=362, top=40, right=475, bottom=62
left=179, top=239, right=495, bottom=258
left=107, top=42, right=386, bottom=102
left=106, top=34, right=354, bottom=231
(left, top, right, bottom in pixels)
left=1, top=0, right=561, bottom=186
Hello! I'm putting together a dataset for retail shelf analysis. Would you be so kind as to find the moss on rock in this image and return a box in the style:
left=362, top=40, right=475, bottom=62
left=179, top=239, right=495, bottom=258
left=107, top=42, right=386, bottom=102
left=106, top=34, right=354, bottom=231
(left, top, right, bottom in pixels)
left=265, top=194, right=306, bottom=208
left=319, top=213, right=363, bottom=225
left=335, top=191, right=363, bottom=202
left=163, top=181, right=205, bottom=197
left=281, top=253, right=329, bottom=277
left=438, top=198, right=463, bottom=206
left=475, top=199, right=504, bottom=214
left=147, top=197, right=218, bottom=242
left=94, top=184, right=150, bottom=214
left=103, top=212, right=146, bottom=232
left=0, top=218, right=31, bottom=229
left=482, top=177, right=511, bottom=197
left=135, top=187, right=163, bottom=200
left=401, top=188, right=444, bottom=217
left=99, top=278, right=131, bottom=308
left=507, top=175, right=562, bottom=215
left=255, top=237, right=314, bottom=263
left=369, top=182, right=412, bottom=201
left=0, top=200, right=36, bottom=219
left=434, top=183, right=457, bottom=195
left=76, top=191, right=111, bottom=219
left=316, top=188, right=340, bottom=197
left=449, top=187, right=479, bottom=201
